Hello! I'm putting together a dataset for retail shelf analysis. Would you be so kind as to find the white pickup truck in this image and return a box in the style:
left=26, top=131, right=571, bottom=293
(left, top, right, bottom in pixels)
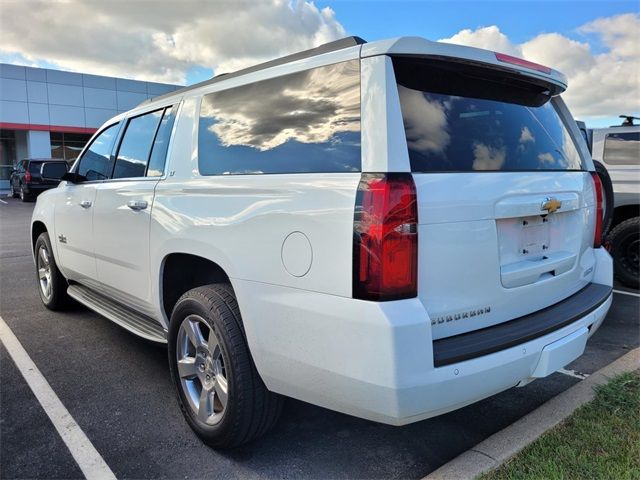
left=31, top=36, right=612, bottom=448
left=580, top=118, right=639, bottom=288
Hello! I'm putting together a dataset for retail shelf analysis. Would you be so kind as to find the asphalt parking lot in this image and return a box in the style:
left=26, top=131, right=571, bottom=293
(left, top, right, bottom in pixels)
left=1, top=196, right=638, bottom=479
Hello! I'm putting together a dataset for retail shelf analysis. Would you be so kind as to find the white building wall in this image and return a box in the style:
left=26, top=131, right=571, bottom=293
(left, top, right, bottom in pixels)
left=0, top=63, right=181, bottom=129
left=26, top=130, right=51, bottom=158
left=0, top=63, right=182, bottom=189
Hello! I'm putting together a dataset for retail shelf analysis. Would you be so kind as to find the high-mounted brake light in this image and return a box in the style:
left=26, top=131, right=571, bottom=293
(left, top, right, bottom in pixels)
left=353, top=173, right=418, bottom=301
left=591, top=172, right=603, bottom=248
left=495, top=52, right=552, bottom=75
left=24, top=171, right=32, bottom=182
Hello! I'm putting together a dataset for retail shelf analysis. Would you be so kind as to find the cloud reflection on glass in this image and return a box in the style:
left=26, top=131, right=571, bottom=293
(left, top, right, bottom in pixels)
left=198, top=60, right=361, bottom=175
left=398, top=86, right=584, bottom=172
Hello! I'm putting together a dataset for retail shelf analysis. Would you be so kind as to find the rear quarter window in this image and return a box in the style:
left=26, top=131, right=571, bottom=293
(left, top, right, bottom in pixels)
left=198, top=60, right=361, bottom=175
left=28, top=162, right=43, bottom=174
left=393, top=57, right=584, bottom=172
left=603, top=132, right=640, bottom=165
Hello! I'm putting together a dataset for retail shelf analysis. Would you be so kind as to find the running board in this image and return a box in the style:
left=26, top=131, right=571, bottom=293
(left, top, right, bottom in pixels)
left=67, top=284, right=167, bottom=343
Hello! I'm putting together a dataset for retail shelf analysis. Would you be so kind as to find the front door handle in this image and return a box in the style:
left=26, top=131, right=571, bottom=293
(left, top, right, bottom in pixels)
left=79, top=200, right=92, bottom=209
left=127, top=200, right=148, bottom=211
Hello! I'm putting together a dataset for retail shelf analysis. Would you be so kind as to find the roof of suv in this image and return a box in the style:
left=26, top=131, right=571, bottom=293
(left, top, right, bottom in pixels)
left=21, top=158, right=65, bottom=163
left=135, top=35, right=568, bottom=113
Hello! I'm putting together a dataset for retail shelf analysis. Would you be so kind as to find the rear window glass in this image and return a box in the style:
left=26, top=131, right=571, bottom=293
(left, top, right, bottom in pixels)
left=41, top=162, right=68, bottom=178
left=198, top=60, right=361, bottom=175
left=393, top=58, right=584, bottom=172
left=603, top=132, right=639, bottom=165
left=28, top=162, right=43, bottom=174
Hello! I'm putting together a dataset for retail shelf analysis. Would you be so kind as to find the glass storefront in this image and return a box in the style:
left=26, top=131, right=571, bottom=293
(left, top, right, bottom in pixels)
left=50, top=132, right=93, bottom=163
left=0, top=129, right=17, bottom=184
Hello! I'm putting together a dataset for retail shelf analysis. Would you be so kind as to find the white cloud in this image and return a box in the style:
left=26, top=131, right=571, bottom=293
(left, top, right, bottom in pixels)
left=438, top=14, right=640, bottom=121
left=440, top=26, right=521, bottom=57
left=0, top=0, right=345, bottom=84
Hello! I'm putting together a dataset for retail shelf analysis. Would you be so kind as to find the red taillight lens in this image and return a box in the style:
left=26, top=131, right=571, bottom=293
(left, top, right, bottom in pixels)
left=24, top=171, right=32, bottom=182
left=495, top=52, right=552, bottom=74
left=591, top=172, right=603, bottom=248
left=353, top=173, right=418, bottom=301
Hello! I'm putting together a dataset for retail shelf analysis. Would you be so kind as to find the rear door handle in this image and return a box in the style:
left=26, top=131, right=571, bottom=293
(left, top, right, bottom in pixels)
left=127, top=200, right=148, bottom=211
left=79, top=200, right=92, bottom=208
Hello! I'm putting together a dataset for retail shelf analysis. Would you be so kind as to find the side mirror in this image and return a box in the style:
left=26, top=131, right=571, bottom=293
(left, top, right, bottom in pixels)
left=41, top=162, right=69, bottom=182
left=60, top=171, right=83, bottom=183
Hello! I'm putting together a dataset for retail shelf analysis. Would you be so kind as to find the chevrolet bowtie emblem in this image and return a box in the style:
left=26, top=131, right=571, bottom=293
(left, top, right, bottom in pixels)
left=541, top=197, right=562, bottom=214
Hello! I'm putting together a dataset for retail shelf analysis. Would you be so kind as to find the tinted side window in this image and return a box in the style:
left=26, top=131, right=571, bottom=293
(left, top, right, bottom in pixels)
left=113, top=110, right=163, bottom=179
left=77, top=123, right=120, bottom=181
left=28, top=162, right=43, bottom=174
left=147, top=105, right=178, bottom=177
left=603, top=132, right=639, bottom=165
left=198, top=60, right=361, bottom=175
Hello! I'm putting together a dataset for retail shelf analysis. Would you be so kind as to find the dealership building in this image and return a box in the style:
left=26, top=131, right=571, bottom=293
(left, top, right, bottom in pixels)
left=0, top=63, right=181, bottom=189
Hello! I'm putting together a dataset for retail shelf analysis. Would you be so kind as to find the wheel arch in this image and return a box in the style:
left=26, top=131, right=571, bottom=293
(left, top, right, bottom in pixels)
left=160, top=252, right=235, bottom=323
left=31, top=220, right=48, bottom=253
left=610, top=203, right=640, bottom=232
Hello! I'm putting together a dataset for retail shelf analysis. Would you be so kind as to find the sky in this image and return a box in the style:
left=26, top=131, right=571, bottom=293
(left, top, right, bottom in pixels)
left=0, top=0, right=638, bottom=127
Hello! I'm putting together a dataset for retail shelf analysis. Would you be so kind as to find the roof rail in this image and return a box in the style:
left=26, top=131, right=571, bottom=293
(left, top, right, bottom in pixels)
left=139, top=36, right=366, bottom=106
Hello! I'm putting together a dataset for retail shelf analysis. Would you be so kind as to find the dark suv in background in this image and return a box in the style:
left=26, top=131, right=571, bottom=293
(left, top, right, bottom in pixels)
left=10, top=159, right=69, bottom=202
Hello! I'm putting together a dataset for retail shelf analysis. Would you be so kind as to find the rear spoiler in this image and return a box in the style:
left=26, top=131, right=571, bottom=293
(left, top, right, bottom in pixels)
left=361, top=37, right=567, bottom=94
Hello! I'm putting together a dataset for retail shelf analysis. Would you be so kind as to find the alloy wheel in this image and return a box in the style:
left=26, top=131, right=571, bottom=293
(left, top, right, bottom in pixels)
left=37, top=245, right=53, bottom=300
left=176, top=315, right=229, bottom=425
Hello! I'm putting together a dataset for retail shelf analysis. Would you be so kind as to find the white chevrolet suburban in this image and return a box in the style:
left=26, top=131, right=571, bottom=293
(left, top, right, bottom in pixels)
left=31, top=36, right=613, bottom=448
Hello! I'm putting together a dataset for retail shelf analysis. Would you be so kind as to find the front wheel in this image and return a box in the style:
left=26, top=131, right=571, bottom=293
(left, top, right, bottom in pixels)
left=168, top=284, right=282, bottom=448
left=608, top=217, right=640, bottom=289
left=34, top=232, right=70, bottom=310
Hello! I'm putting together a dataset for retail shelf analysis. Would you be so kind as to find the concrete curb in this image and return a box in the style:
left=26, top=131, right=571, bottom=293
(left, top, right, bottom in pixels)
left=424, top=347, right=640, bottom=480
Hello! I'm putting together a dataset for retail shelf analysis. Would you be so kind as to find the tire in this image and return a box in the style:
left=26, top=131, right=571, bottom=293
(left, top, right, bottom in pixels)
left=34, top=232, right=71, bottom=310
left=168, top=284, right=283, bottom=448
left=607, top=217, right=640, bottom=289
left=593, top=160, right=614, bottom=238
left=20, top=186, right=32, bottom=203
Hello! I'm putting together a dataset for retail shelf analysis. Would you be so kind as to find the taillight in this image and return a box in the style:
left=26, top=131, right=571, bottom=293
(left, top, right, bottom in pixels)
left=353, top=173, right=418, bottom=301
left=591, top=172, right=603, bottom=248
left=495, top=52, right=552, bottom=74
left=24, top=171, right=32, bottom=182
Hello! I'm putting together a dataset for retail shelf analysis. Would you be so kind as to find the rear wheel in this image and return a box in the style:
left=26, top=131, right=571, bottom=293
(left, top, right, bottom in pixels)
left=168, top=284, right=283, bottom=448
left=34, top=232, right=71, bottom=310
left=608, top=217, right=640, bottom=289
left=20, top=186, right=32, bottom=202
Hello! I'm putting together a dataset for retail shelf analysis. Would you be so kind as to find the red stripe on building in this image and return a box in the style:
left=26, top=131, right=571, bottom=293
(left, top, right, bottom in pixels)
left=0, top=122, right=97, bottom=135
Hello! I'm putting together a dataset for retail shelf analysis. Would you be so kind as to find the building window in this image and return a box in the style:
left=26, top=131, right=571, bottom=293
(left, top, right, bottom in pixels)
left=51, top=132, right=93, bottom=163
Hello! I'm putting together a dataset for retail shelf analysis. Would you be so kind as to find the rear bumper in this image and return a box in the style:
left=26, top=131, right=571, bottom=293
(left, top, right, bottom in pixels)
left=433, top=283, right=611, bottom=367
left=232, top=250, right=613, bottom=426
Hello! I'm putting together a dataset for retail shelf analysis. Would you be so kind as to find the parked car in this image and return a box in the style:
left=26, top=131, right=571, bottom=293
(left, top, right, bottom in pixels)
left=10, top=158, right=69, bottom=202
left=589, top=117, right=639, bottom=288
left=30, top=36, right=613, bottom=448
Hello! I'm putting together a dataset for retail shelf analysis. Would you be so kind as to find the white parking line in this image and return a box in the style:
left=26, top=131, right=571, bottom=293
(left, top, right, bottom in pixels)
left=0, top=315, right=116, bottom=480
left=0, top=198, right=8, bottom=204
left=613, top=289, right=640, bottom=298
